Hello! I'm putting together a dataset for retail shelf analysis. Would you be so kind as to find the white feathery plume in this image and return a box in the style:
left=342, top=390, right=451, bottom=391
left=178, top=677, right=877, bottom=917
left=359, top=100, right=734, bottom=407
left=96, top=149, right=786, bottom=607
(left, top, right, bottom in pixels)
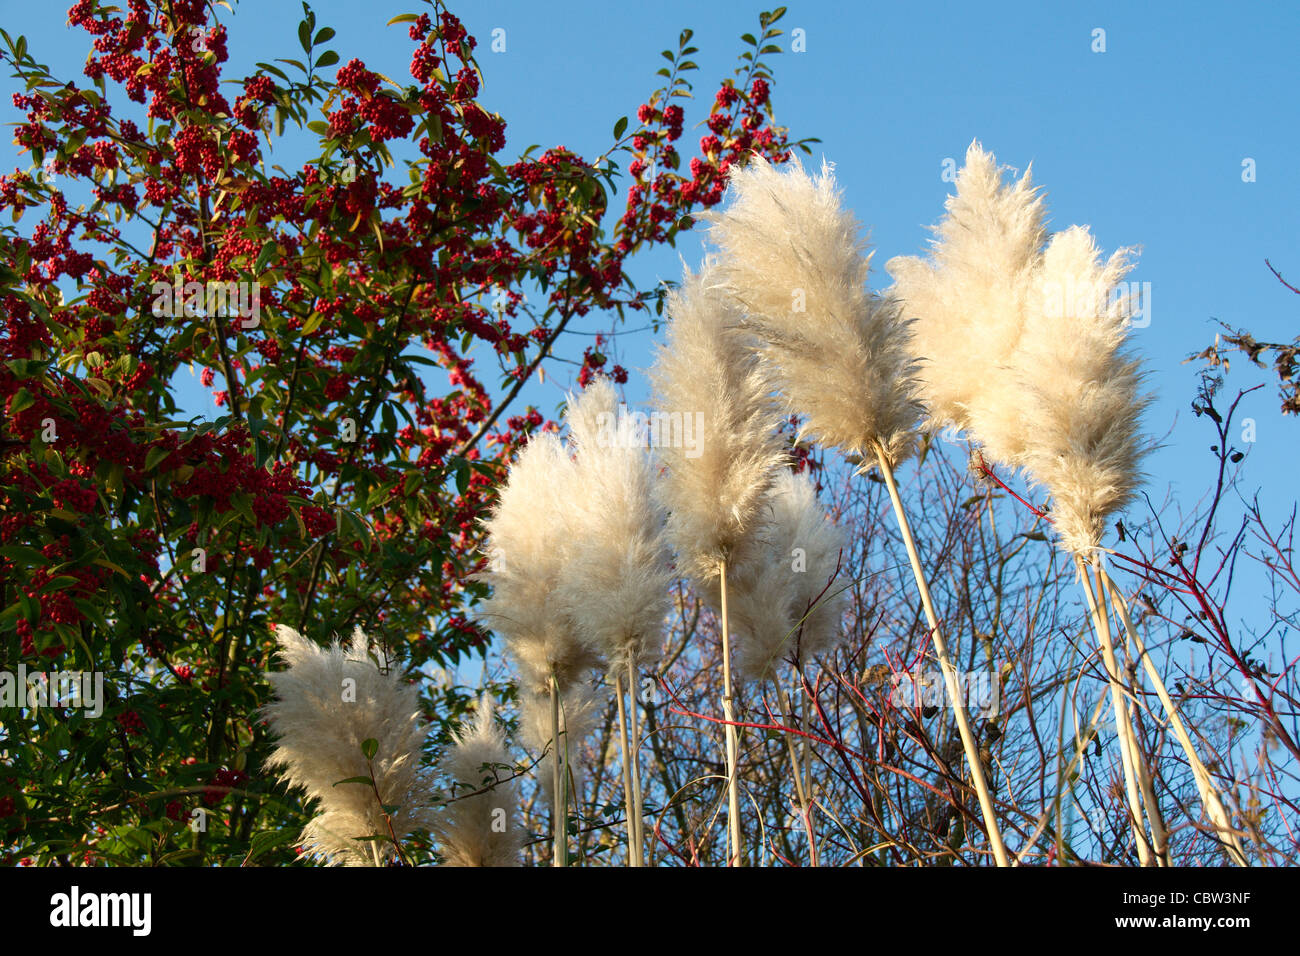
left=648, top=263, right=787, bottom=865
left=477, top=428, right=602, bottom=866
left=557, top=376, right=672, bottom=672
left=1005, top=223, right=1226, bottom=860
left=703, top=155, right=923, bottom=470
left=889, top=145, right=1166, bottom=860
left=886, top=140, right=1048, bottom=463
left=434, top=694, right=522, bottom=867
left=263, top=625, right=433, bottom=866
left=885, top=142, right=1149, bottom=554
left=1010, top=226, right=1207, bottom=861
left=1016, top=257, right=1162, bottom=857
left=557, top=375, right=673, bottom=865
left=648, top=264, right=788, bottom=586
left=1016, top=226, right=1149, bottom=556
left=724, top=470, right=847, bottom=684
left=477, top=432, right=600, bottom=696
left=707, top=154, right=1009, bottom=865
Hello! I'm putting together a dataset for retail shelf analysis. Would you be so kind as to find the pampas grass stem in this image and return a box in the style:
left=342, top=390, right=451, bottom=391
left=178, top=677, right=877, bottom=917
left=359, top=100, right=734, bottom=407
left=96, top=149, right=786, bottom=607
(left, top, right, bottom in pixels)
left=1095, top=561, right=1170, bottom=867
left=775, top=681, right=818, bottom=866
left=1078, top=556, right=1157, bottom=865
left=1090, top=561, right=1169, bottom=866
left=614, top=671, right=640, bottom=866
left=550, top=671, right=567, bottom=867
left=1098, top=566, right=1246, bottom=865
left=627, top=658, right=647, bottom=866
left=720, top=557, right=743, bottom=866
left=874, top=443, right=1011, bottom=867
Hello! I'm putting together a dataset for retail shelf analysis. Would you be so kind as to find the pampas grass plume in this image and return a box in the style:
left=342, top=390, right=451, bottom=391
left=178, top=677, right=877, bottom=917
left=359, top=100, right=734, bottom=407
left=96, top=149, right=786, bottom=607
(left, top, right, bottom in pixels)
left=888, top=142, right=1149, bottom=554
left=704, top=155, right=923, bottom=469
left=556, top=376, right=672, bottom=671
left=263, top=625, right=433, bottom=866
left=1016, top=226, right=1150, bottom=554
left=477, top=432, right=599, bottom=695
left=724, top=470, right=847, bottom=683
left=434, top=694, right=522, bottom=867
left=648, top=264, right=788, bottom=584
left=886, top=140, right=1048, bottom=463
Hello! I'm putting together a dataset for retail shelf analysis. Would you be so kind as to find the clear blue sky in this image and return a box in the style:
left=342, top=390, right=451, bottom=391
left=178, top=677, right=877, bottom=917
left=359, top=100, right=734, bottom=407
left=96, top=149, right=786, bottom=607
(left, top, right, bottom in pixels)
left=4, top=0, right=1297, bottom=616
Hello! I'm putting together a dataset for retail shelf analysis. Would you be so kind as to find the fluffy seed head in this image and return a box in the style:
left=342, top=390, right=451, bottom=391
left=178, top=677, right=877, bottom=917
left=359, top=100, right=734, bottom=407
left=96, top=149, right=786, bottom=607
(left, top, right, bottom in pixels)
left=886, top=142, right=1150, bottom=554
left=648, top=264, right=788, bottom=584
left=554, top=378, right=673, bottom=672
left=721, top=470, right=848, bottom=683
left=1015, top=226, right=1150, bottom=554
left=434, top=694, right=522, bottom=867
left=704, top=155, right=923, bottom=469
left=477, top=433, right=600, bottom=695
left=263, top=625, right=433, bottom=866
left=886, top=140, right=1048, bottom=461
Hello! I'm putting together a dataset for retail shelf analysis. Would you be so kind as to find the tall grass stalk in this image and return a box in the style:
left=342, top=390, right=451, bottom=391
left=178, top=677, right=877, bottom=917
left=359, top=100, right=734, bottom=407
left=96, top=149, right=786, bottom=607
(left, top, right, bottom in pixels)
left=720, top=558, right=743, bottom=866
left=614, top=671, right=639, bottom=866
left=1077, top=556, right=1158, bottom=865
left=775, top=682, right=818, bottom=866
left=627, top=659, right=647, bottom=866
left=874, top=442, right=1010, bottom=867
left=1100, top=566, right=1248, bottom=865
left=550, top=672, right=567, bottom=867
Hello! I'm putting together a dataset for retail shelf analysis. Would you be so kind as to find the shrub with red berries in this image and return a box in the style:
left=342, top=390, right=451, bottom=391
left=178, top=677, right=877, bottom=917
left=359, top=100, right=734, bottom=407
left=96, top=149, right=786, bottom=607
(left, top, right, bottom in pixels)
left=0, top=1, right=809, bottom=865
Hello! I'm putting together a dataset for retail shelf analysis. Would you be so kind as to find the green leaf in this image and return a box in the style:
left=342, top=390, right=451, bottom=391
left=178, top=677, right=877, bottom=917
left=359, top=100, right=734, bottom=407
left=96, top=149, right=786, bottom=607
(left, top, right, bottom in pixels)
left=254, top=241, right=278, bottom=273
left=145, top=446, right=171, bottom=472
left=315, top=50, right=339, bottom=69
left=612, top=116, right=628, bottom=140
left=298, top=20, right=312, bottom=53
left=360, top=738, right=379, bottom=760
left=37, top=575, right=79, bottom=593
left=6, top=358, right=41, bottom=378
left=230, top=492, right=257, bottom=526
left=387, top=13, right=419, bottom=25
left=248, top=828, right=301, bottom=860
left=333, top=775, right=374, bottom=787
left=0, top=545, right=45, bottom=566
left=9, top=387, right=34, bottom=415
left=255, top=62, right=291, bottom=82
left=314, top=27, right=335, bottom=45
left=105, top=463, right=125, bottom=495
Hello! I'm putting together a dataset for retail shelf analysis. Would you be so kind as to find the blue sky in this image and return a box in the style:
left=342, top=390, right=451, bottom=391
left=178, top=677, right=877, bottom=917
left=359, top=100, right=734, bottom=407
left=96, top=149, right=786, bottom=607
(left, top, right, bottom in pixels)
left=3, top=0, right=1297, bottom=618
